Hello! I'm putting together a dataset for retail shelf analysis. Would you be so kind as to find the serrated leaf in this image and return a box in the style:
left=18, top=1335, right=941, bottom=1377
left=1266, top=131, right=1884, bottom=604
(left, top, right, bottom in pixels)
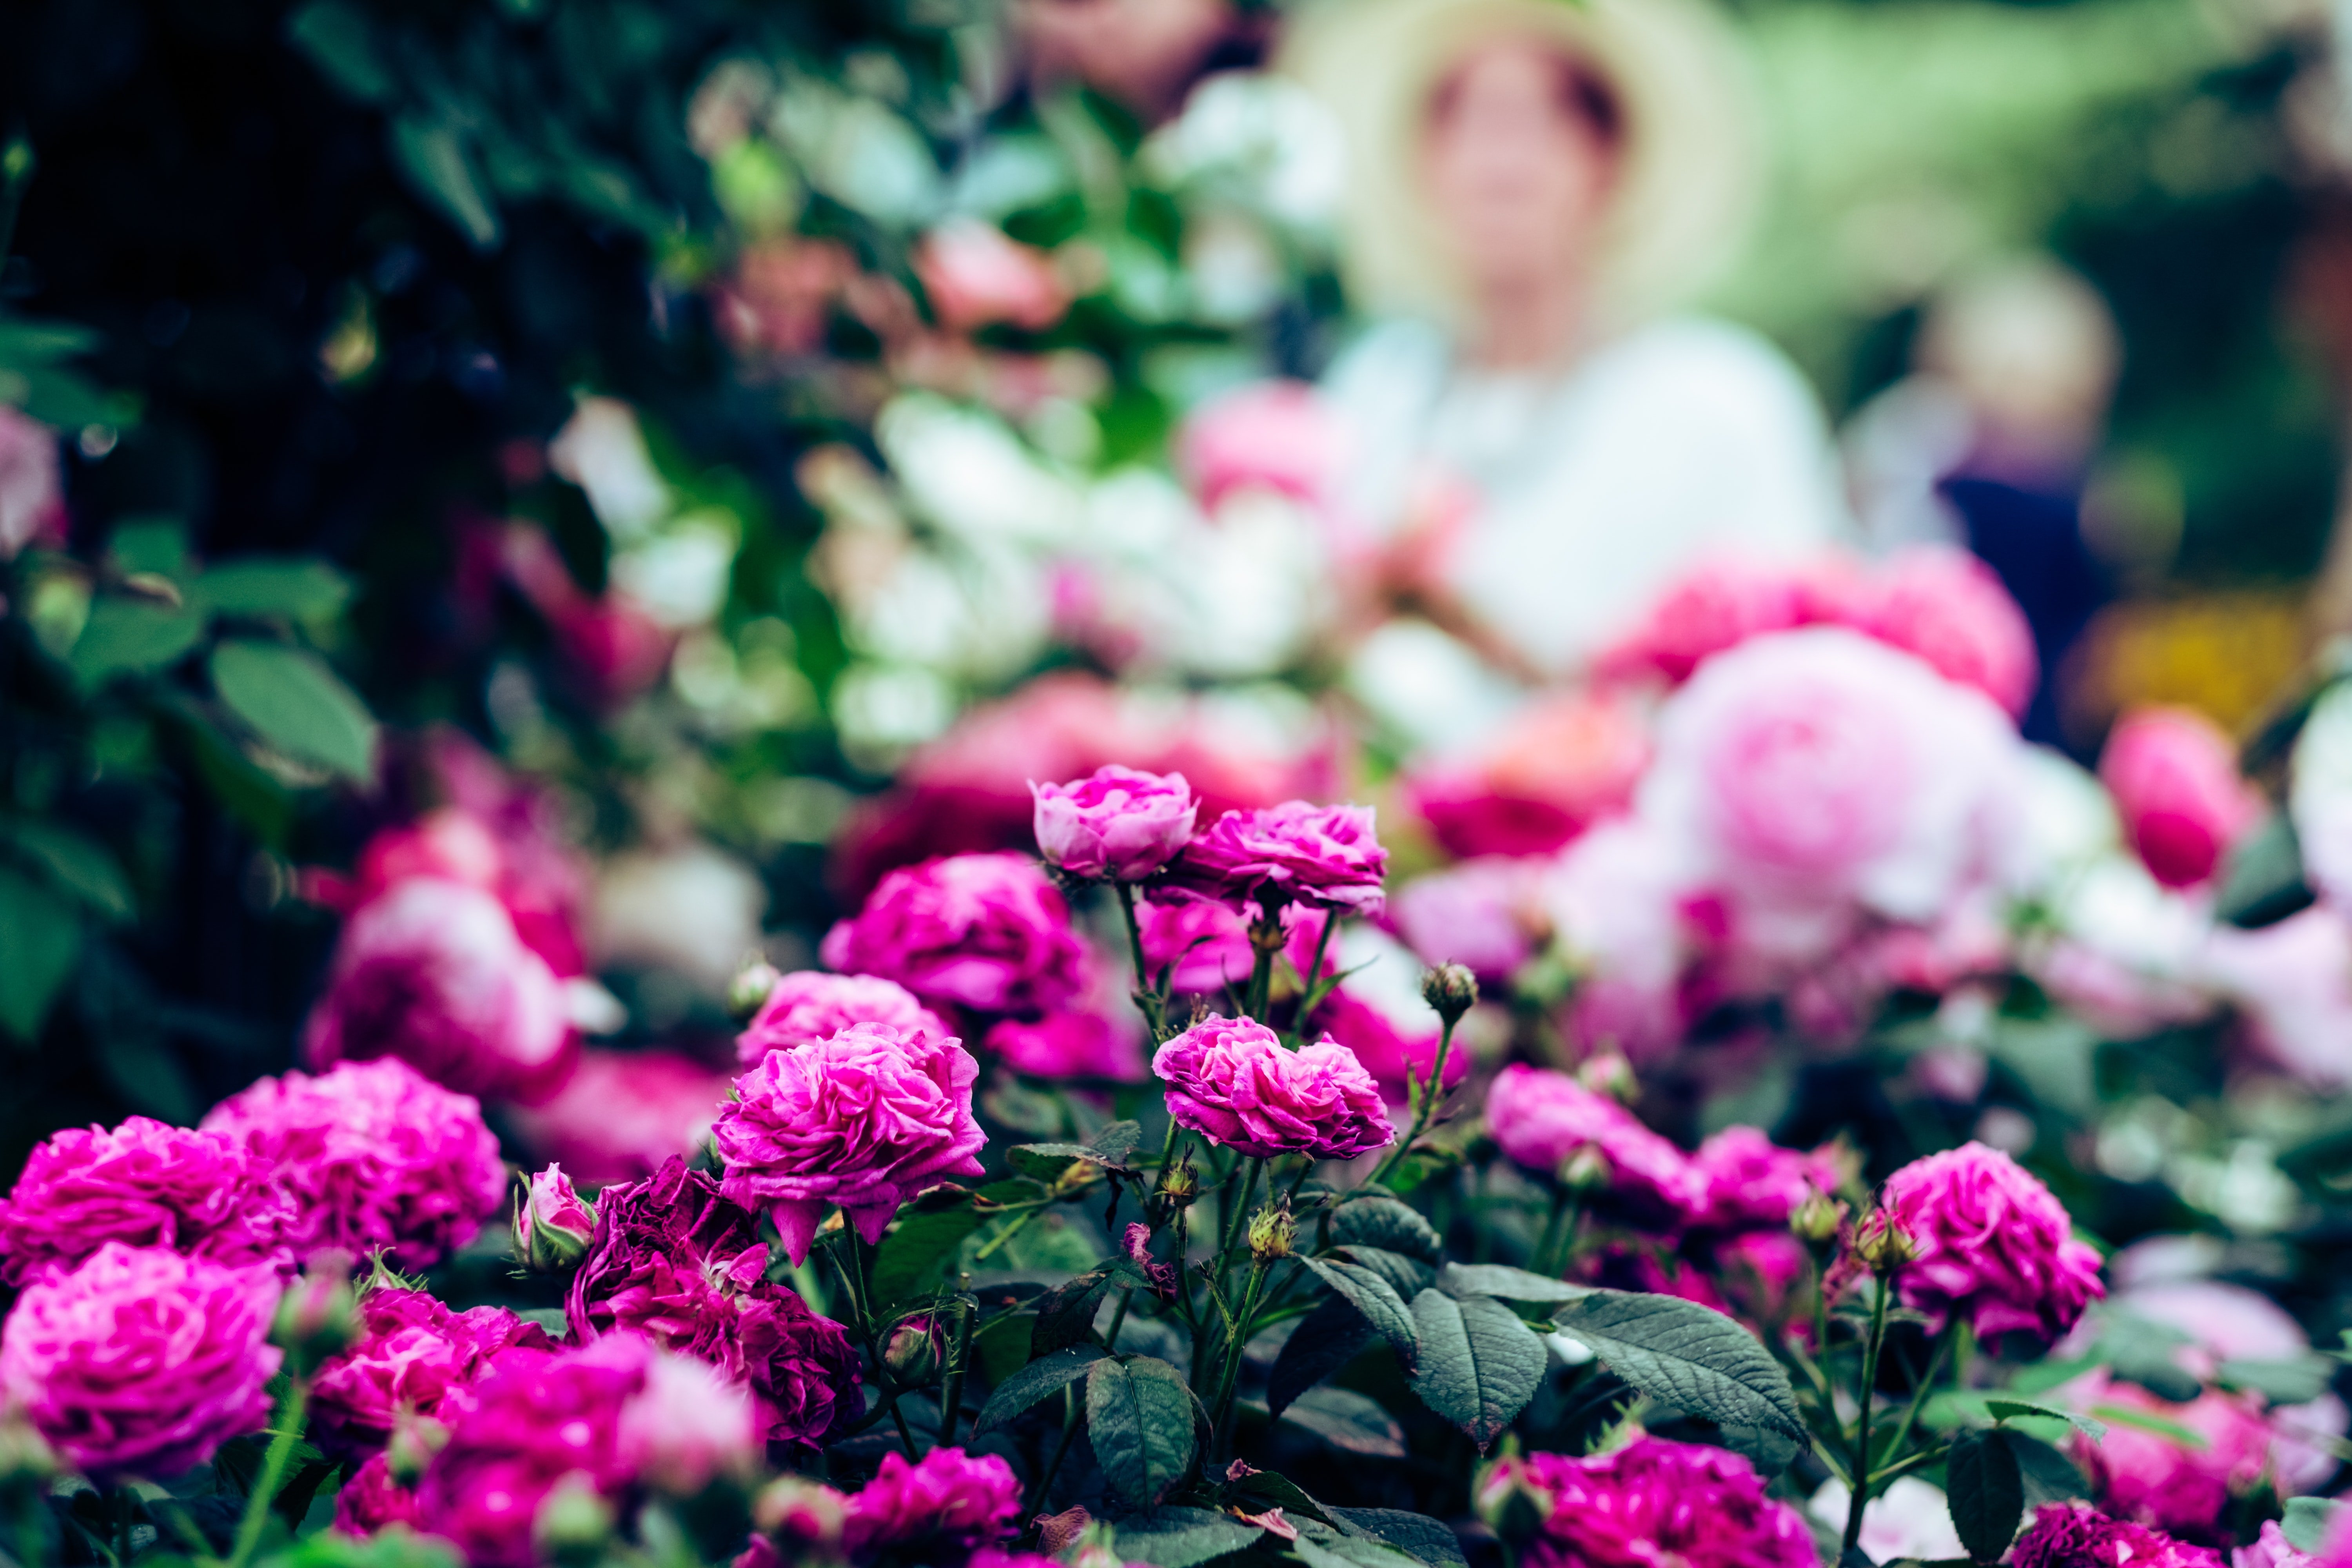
left=1306, top=1258, right=1418, bottom=1371
left=972, top=1346, right=1103, bottom=1434
left=1984, top=1399, right=2106, bottom=1440
left=1406, top=1289, right=1545, bottom=1450
left=1328, top=1510, right=1465, bottom=1568
left=2008, top=1430, right=2089, bottom=1507
left=1946, top=1429, right=2025, bottom=1563
left=1087, top=1356, right=1196, bottom=1509
left=1110, top=1506, right=1263, bottom=1568
left=1333, top=1245, right=1434, bottom=1301
left=872, top=1202, right=988, bottom=1309
left=192, top=559, right=353, bottom=621
left=1269, top=1292, right=1377, bottom=1417
left=0, top=819, right=133, bottom=922
left=1329, top=1196, right=1442, bottom=1264
left=209, top=639, right=377, bottom=781
left=2284, top=1496, right=2348, bottom=1552
left=1548, top=1290, right=1805, bottom=1470
left=0, top=866, right=80, bottom=1042
left=1439, top=1264, right=1596, bottom=1304
left=70, top=599, right=204, bottom=687
left=1278, top=1387, right=1407, bottom=1460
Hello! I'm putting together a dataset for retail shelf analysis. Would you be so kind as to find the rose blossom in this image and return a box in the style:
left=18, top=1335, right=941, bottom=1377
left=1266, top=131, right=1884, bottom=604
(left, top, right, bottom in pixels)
left=1165, top=800, right=1387, bottom=917
left=841, top=1446, right=1022, bottom=1560
left=820, top=853, right=1089, bottom=1015
left=1877, top=1141, right=2105, bottom=1340
left=1176, top=380, right=1346, bottom=515
left=0, top=1242, right=282, bottom=1481
left=513, top=1163, right=598, bottom=1273
left=715, top=1022, right=987, bottom=1264
left=1031, top=765, right=1199, bottom=881
left=2062, top=1371, right=2316, bottom=1534
left=2237, top=1522, right=2320, bottom=1568
left=1481, top=1437, right=1816, bottom=1568
left=1403, top=693, right=1650, bottom=860
left=569, top=1157, right=861, bottom=1451
left=309, top=1287, right=554, bottom=1460
left=983, top=1011, right=1148, bottom=1082
left=1151, top=1016, right=1394, bottom=1161
left=1485, top=1064, right=1707, bottom=1223
left=914, top=220, right=1068, bottom=334
left=0, top=405, right=67, bottom=559
left=1592, top=554, right=1854, bottom=687
left=2011, top=1502, right=2224, bottom=1568
left=0, top=1116, right=299, bottom=1285
left=2203, top=906, right=2352, bottom=1088
left=202, top=1057, right=509, bottom=1272
left=1688, top=1126, right=1846, bottom=1232
left=2101, top=707, right=2263, bottom=889
left=1849, top=544, right=2039, bottom=720
left=334, top=1452, right=422, bottom=1536
left=505, top=1047, right=735, bottom=1185
left=735, top=971, right=948, bottom=1068
left=1388, top=858, right=1550, bottom=983
left=616, top=1344, right=760, bottom=1494
left=1136, top=896, right=1256, bottom=993
left=1542, top=818, right=1695, bottom=1062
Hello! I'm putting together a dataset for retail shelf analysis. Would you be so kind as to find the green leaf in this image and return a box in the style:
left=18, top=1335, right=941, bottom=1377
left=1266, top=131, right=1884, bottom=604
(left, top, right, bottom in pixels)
left=390, top=114, right=502, bottom=249
left=1030, top=1261, right=1129, bottom=1357
left=872, top=1202, right=989, bottom=1309
left=1328, top=1196, right=1442, bottom=1264
left=1305, top=1257, right=1418, bottom=1371
left=0, top=317, right=102, bottom=364
left=1108, top=1506, right=1263, bottom=1568
left=1277, top=1388, right=1407, bottom=1460
left=191, top=559, right=353, bottom=621
left=1327, top=1510, right=1466, bottom=1568
left=1292, top=1529, right=1425, bottom=1568
left=285, top=0, right=396, bottom=103
left=1405, top=1289, right=1545, bottom=1450
left=2086, top=1403, right=2209, bottom=1449
left=0, top=819, right=133, bottom=922
left=1268, top=1293, right=1376, bottom=1417
left=1984, top=1398, right=2106, bottom=1440
left=2216, top=1356, right=2337, bottom=1405
left=2009, top=1431, right=2089, bottom=1507
left=972, top=1346, right=1104, bottom=1434
left=1087, top=1356, right=1197, bottom=1509
left=209, top=639, right=377, bottom=781
left=1439, top=1263, right=1596, bottom=1304
left=111, top=517, right=187, bottom=578
left=69, top=598, right=205, bottom=688
left=1946, top=1428, right=2026, bottom=1563
left=1332, top=1245, right=1434, bottom=1302
left=1011, top=1121, right=1145, bottom=1180
left=2284, top=1496, right=2349, bottom=1553
left=0, top=866, right=80, bottom=1042
left=1548, top=1290, right=1806, bottom=1471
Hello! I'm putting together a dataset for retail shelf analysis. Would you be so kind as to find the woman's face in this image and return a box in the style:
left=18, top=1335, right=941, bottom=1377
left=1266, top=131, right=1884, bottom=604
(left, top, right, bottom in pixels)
left=1421, top=42, right=1619, bottom=297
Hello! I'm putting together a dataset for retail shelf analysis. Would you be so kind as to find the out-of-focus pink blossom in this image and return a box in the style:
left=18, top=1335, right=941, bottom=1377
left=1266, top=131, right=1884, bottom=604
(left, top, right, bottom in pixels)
left=1031, top=766, right=1198, bottom=881
left=1164, top=800, right=1388, bottom=918
left=983, top=1009, right=1148, bottom=1082
left=2064, top=1372, right=2301, bottom=1535
left=915, top=221, right=1069, bottom=334
left=500, top=523, right=674, bottom=707
left=1480, top=1437, right=1816, bottom=1568
left=1543, top=819, right=1697, bottom=1062
left=735, top=972, right=948, bottom=1068
left=2102, top=707, right=2263, bottom=889
left=841, top=1446, right=1022, bottom=1560
left=2205, top=906, right=2352, bottom=1089
left=1176, top=380, right=1346, bottom=515
left=1136, top=895, right=1255, bottom=994
left=1485, top=1064, right=1705, bottom=1223
left=1304, top=987, right=1465, bottom=1107
left=2236, top=1520, right=2319, bottom=1568
left=0, top=407, right=66, bottom=559
left=333, top=1453, right=422, bottom=1537
left=505, top=1048, right=733, bottom=1186
left=1879, top=1141, right=2105, bottom=1341
left=2011, top=1502, right=2225, bottom=1567
left=714, top=1022, right=986, bottom=1264
left=1152, top=1016, right=1394, bottom=1161
left=616, top=1344, right=760, bottom=1494
left=0, top=1116, right=299, bottom=1286
left=1592, top=555, right=1857, bottom=688
left=1688, top=1127, right=1844, bottom=1232
left=820, top=853, right=1090, bottom=1015
left=309, top=1287, right=553, bottom=1461
left=1404, top=693, right=1650, bottom=859
left=1388, top=858, right=1550, bottom=982
left=1850, top=544, right=2039, bottom=719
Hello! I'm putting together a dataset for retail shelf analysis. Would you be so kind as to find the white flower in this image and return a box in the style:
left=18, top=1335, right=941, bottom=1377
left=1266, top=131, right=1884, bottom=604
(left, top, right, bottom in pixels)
left=876, top=394, right=1083, bottom=546
left=548, top=397, right=670, bottom=539
left=608, top=514, right=738, bottom=629
left=1807, top=1478, right=1964, bottom=1565
left=592, top=842, right=767, bottom=995
left=1143, top=72, right=1348, bottom=229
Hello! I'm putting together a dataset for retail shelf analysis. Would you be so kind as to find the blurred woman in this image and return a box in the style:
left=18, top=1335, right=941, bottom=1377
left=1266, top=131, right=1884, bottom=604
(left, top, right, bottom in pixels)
left=1289, top=0, right=1842, bottom=722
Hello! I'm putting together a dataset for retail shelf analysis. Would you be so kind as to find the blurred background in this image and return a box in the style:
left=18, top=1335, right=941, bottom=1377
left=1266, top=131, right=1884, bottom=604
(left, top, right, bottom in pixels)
left=5, top=0, right=2352, bottom=1174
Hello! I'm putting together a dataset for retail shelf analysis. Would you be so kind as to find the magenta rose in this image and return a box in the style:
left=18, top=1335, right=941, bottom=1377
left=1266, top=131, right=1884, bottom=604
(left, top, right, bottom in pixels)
left=1592, top=554, right=1852, bottom=687
left=0, top=1115, right=300, bottom=1286
left=2062, top=1373, right=2299, bottom=1535
left=1688, top=1127, right=1845, bottom=1232
left=735, top=971, right=949, bottom=1068
left=505, top=1047, right=733, bottom=1185
left=1031, top=765, right=1199, bottom=881
left=568, top=1157, right=862, bottom=1451
left=303, top=875, right=576, bottom=1102
left=2101, top=707, right=2264, bottom=889
left=1480, top=1437, right=1816, bottom=1568
left=1136, top=896, right=1256, bottom=993
left=1877, top=1141, right=2105, bottom=1341
left=2237, top=1521, right=2320, bottom=1568
left=820, top=852, right=1089, bottom=1014
left=1485, top=1064, right=1706, bottom=1224
left=513, top=1163, right=598, bottom=1272
left=333, top=1452, right=423, bottom=1537
left=1851, top=544, right=2039, bottom=720
left=2011, top=1503, right=2223, bottom=1568
left=715, top=1022, right=985, bottom=1263
left=1151, top=1016, right=1394, bottom=1161
left=615, top=1345, right=760, bottom=1495
left=1165, top=800, right=1388, bottom=918
left=202, top=1057, right=509, bottom=1272
left=0, top=1242, right=282, bottom=1481
left=309, top=1286, right=554, bottom=1460
left=841, top=1446, right=1021, bottom=1561
left=982, top=1010, right=1148, bottom=1082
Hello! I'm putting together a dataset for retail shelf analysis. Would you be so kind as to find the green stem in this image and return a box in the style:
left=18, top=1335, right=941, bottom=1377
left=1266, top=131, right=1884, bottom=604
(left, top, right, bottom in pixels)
left=889, top=1399, right=922, bottom=1463
left=1209, top=1257, right=1275, bottom=1453
left=1291, top=911, right=1341, bottom=1038
left=1842, top=1277, right=1894, bottom=1554
left=1371, top=1015, right=1460, bottom=1187
left=937, top=1295, right=976, bottom=1448
left=1025, top=1385, right=1083, bottom=1518
left=1103, top=1285, right=1137, bottom=1355
left=1243, top=916, right=1281, bottom=1026
left=1117, top=882, right=1168, bottom=1040
left=1531, top=1188, right=1579, bottom=1277
left=1880, top=1321, right=1959, bottom=1468
left=226, top=1379, right=309, bottom=1568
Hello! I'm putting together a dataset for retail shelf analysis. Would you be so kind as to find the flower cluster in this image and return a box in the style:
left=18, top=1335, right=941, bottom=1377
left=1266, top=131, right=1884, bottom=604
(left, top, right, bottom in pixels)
left=0, top=1117, right=298, bottom=1285
left=1481, top=1437, right=1818, bottom=1568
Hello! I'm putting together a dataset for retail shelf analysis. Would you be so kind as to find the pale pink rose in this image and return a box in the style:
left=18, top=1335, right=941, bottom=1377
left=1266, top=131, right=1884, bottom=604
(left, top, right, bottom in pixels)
left=2118, top=1279, right=2314, bottom=1375
left=1151, top=1016, right=1394, bottom=1161
left=1591, top=554, right=1858, bottom=688
left=616, top=1342, right=761, bottom=1495
left=1388, top=858, right=1550, bottom=982
left=1031, top=766, right=1199, bottom=881
left=303, top=876, right=575, bottom=1102
left=1485, top=1064, right=1705, bottom=1223
left=1176, top=380, right=1347, bottom=515
left=1541, top=820, right=1696, bottom=1062
left=2102, top=708, right=2263, bottom=889
left=915, top=220, right=1068, bottom=334
left=0, top=406, right=67, bottom=559
left=1879, top=1141, right=2104, bottom=1341
left=1404, top=692, right=1651, bottom=860
left=1850, top=544, right=2039, bottom=720
left=735, top=972, right=948, bottom=1069
left=504, top=1048, right=734, bottom=1186
left=2204, top=905, right=2352, bottom=1088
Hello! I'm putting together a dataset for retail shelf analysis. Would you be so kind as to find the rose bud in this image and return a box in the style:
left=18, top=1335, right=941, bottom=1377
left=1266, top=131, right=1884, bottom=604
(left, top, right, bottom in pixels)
left=728, top=960, right=783, bottom=1019
left=1420, top=963, right=1479, bottom=1029
left=270, top=1249, right=359, bottom=1375
left=1852, top=1210, right=1919, bottom=1274
left=512, top=1163, right=598, bottom=1274
left=882, top=1314, right=943, bottom=1388
left=1791, top=1192, right=1847, bottom=1246
left=1247, top=1203, right=1296, bottom=1263
left=534, top=1473, right=614, bottom=1566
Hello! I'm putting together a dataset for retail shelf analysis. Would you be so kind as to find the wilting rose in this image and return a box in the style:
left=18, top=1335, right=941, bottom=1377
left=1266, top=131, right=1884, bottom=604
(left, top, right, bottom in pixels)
left=2101, top=707, right=2262, bottom=889
left=1152, top=1015, right=1393, bottom=1161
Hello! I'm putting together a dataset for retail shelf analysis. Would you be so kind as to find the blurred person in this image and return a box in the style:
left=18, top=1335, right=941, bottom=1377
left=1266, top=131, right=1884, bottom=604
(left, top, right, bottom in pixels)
left=1289, top=0, right=1844, bottom=716
left=1845, top=258, right=2120, bottom=747
left=1018, top=0, right=1269, bottom=126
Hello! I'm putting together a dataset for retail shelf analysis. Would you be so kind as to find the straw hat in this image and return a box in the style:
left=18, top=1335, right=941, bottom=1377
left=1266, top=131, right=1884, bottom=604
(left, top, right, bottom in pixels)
left=1281, top=0, right=1764, bottom=330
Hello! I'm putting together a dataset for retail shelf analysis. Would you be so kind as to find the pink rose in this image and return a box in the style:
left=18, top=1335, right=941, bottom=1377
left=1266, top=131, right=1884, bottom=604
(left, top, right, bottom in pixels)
left=505, top=1047, right=734, bottom=1185
left=0, top=1116, right=299, bottom=1286
left=2238, top=1521, right=2320, bottom=1568
left=1483, top=1437, right=1816, bottom=1568
left=2204, top=906, right=2352, bottom=1089
left=303, top=876, right=576, bottom=1102
left=1175, top=380, right=1346, bottom=515
left=841, top=1446, right=1021, bottom=1560
left=514, top=1163, right=598, bottom=1272
left=1403, top=693, right=1651, bottom=860
left=2064, top=1372, right=2307, bottom=1535
left=983, top=1010, right=1148, bottom=1082
left=2102, top=707, right=2262, bottom=889
left=202, top=1058, right=509, bottom=1272
left=1151, top=1016, right=1394, bottom=1161
left=1688, top=1126, right=1844, bottom=1232
left=1850, top=544, right=2039, bottom=720
left=2012, top=1502, right=2225, bottom=1568
left=615, top=1344, right=760, bottom=1494
left=1592, top=555, right=1855, bottom=688
left=2117, top=1278, right=2314, bottom=1374
left=915, top=220, right=1069, bottom=334
left=714, top=1022, right=987, bottom=1264
left=1388, top=858, right=1549, bottom=981
left=1485, top=1064, right=1705, bottom=1223
left=1031, top=765, right=1199, bottom=881
left=1165, top=800, right=1388, bottom=918
left=1878, top=1141, right=2105, bottom=1341
left=309, top=1287, right=553, bottom=1460
left=0, top=1242, right=282, bottom=1481
left=1136, top=895, right=1256, bottom=993
left=735, top=971, right=949, bottom=1069
left=820, top=853, right=1090, bottom=1015
left=1542, top=820, right=1696, bottom=1062
left=0, top=406, right=67, bottom=559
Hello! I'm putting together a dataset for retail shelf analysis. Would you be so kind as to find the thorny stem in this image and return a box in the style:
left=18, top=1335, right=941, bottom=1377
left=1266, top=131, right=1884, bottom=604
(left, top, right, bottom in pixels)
left=1843, top=1275, right=1895, bottom=1554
